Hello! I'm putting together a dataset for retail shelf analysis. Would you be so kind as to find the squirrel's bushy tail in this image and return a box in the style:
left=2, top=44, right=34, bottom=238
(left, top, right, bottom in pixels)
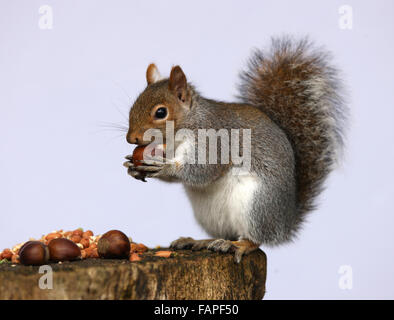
left=238, top=36, right=348, bottom=220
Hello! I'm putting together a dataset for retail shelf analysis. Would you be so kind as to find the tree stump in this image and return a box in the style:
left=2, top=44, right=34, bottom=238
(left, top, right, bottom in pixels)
left=0, top=249, right=266, bottom=300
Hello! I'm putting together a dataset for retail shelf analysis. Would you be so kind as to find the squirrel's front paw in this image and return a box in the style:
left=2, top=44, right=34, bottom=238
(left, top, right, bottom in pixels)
left=124, top=154, right=179, bottom=181
left=124, top=163, right=147, bottom=182
left=123, top=155, right=168, bottom=181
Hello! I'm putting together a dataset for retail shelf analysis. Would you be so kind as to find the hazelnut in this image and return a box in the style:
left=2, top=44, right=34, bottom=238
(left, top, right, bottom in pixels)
left=132, top=144, right=166, bottom=166
left=48, top=238, right=81, bottom=262
left=19, top=241, right=49, bottom=266
left=131, top=146, right=146, bottom=166
left=97, top=230, right=130, bottom=259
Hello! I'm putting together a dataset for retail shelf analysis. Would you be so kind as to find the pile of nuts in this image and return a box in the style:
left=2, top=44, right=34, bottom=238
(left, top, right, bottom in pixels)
left=0, top=228, right=173, bottom=266
left=0, top=228, right=100, bottom=265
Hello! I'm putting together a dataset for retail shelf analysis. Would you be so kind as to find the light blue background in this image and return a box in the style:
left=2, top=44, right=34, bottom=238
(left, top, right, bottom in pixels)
left=1, top=0, right=393, bottom=299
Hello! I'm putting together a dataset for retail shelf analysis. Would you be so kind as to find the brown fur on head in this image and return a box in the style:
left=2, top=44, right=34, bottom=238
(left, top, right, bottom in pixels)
left=127, top=64, right=192, bottom=145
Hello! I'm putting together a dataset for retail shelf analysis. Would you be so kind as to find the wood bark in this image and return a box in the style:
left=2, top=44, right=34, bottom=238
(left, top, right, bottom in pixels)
left=0, top=249, right=266, bottom=300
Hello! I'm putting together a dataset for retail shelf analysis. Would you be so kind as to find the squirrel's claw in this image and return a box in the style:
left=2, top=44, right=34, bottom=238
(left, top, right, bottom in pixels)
left=170, top=237, right=259, bottom=263
left=124, top=158, right=163, bottom=181
left=123, top=160, right=133, bottom=168
left=207, top=239, right=235, bottom=253
left=127, top=166, right=147, bottom=182
left=207, top=239, right=243, bottom=263
left=208, top=239, right=259, bottom=263
left=124, top=156, right=178, bottom=181
left=125, top=154, right=133, bottom=161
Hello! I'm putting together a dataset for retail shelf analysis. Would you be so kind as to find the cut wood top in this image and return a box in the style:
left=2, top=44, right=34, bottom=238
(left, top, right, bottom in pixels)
left=0, top=248, right=267, bottom=300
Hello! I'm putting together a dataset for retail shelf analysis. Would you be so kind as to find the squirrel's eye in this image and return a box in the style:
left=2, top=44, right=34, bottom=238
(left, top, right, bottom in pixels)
left=154, top=107, right=168, bottom=119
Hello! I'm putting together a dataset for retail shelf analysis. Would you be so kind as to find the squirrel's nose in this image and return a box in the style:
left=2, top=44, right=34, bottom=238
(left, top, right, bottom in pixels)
left=126, top=132, right=141, bottom=145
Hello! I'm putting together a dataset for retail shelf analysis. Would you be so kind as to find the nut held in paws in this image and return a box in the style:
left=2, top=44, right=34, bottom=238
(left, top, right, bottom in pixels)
left=132, top=145, right=146, bottom=167
left=132, top=144, right=166, bottom=166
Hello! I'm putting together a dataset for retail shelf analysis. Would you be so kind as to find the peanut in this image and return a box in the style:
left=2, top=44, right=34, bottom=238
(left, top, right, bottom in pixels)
left=80, top=238, right=90, bottom=249
left=46, top=233, right=62, bottom=241
left=84, top=247, right=93, bottom=257
left=155, top=250, right=172, bottom=258
left=2, top=249, right=12, bottom=260
left=11, top=254, right=19, bottom=264
left=70, top=235, right=82, bottom=243
left=91, top=248, right=99, bottom=258
left=130, top=243, right=148, bottom=253
left=63, top=231, right=72, bottom=238
left=129, top=253, right=141, bottom=262
left=136, top=243, right=148, bottom=253
left=82, top=230, right=93, bottom=239
left=72, top=229, right=83, bottom=237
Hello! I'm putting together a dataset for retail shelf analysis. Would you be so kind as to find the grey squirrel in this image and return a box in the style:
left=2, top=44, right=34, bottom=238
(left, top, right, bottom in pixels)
left=123, top=36, right=347, bottom=262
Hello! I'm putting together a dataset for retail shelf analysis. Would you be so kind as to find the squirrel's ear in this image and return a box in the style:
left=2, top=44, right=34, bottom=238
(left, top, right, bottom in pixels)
left=169, top=66, right=187, bottom=103
left=146, top=63, right=162, bottom=85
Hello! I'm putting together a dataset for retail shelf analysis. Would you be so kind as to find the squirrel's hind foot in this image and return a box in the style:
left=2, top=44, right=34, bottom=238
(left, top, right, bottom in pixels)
left=208, top=239, right=259, bottom=263
left=170, top=237, right=214, bottom=251
left=170, top=237, right=259, bottom=263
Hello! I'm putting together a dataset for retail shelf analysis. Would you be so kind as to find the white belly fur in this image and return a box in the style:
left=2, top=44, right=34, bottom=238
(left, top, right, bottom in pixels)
left=184, top=169, right=260, bottom=240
